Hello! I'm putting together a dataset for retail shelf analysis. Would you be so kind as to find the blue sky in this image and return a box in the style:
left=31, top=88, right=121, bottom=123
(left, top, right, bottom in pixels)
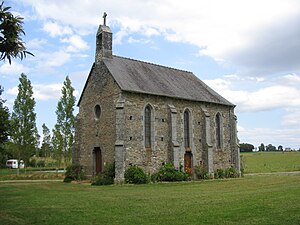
left=1, top=0, right=300, bottom=149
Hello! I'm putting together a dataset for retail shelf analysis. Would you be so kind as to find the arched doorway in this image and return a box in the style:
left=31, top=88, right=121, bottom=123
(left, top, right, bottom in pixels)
left=93, top=147, right=102, bottom=175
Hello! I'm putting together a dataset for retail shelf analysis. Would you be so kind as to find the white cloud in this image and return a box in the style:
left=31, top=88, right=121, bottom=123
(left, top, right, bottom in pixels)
left=26, top=38, right=48, bottom=49
left=6, top=83, right=78, bottom=101
left=282, top=108, right=300, bottom=126
left=114, top=29, right=129, bottom=45
left=7, top=86, right=18, bottom=96
left=277, top=74, right=300, bottom=86
left=61, top=35, right=89, bottom=52
left=128, top=37, right=153, bottom=45
left=20, top=0, right=300, bottom=76
left=238, top=125, right=300, bottom=149
left=204, top=74, right=300, bottom=112
left=43, top=51, right=71, bottom=67
left=0, top=61, right=30, bottom=76
left=43, top=21, right=73, bottom=37
left=33, top=83, right=62, bottom=100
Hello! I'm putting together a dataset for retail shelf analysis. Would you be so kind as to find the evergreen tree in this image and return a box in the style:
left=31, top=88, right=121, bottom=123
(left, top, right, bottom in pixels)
left=0, top=85, right=10, bottom=167
left=40, top=123, right=52, bottom=157
left=52, top=76, right=76, bottom=168
left=10, top=73, right=39, bottom=164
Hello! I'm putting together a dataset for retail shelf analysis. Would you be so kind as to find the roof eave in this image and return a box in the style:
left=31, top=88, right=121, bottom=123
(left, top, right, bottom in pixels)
left=121, top=89, right=235, bottom=107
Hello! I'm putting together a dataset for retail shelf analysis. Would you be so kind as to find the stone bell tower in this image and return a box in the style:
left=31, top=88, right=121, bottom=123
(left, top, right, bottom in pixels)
left=95, top=12, right=112, bottom=63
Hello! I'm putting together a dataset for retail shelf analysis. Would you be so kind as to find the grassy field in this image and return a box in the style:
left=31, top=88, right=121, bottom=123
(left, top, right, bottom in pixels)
left=241, top=151, right=300, bottom=174
left=1, top=174, right=300, bottom=225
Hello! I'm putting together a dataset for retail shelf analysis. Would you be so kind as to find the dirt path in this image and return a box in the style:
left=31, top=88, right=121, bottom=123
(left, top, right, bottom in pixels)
left=245, top=171, right=300, bottom=176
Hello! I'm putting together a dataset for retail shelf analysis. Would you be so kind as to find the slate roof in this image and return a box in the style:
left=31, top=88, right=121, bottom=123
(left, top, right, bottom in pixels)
left=102, top=55, right=234, bottom=106
left=78, top=55, right=234, bottom=106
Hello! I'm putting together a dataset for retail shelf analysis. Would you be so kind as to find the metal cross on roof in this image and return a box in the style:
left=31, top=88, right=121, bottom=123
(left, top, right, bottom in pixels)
left=103, top=12, right=107, bottom=26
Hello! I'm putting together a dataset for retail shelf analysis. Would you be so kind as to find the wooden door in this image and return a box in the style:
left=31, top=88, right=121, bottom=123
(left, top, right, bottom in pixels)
left=184, top=152, right=192, bottom=174
left=94, top=147, right=102, bottom=174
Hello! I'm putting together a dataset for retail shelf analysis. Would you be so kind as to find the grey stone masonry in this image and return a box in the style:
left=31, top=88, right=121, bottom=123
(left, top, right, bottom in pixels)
left=169, top=104, right=180, bottom=168
left=115, top=94, right=125, bottom=182
left=96, top=25, right=112, bottom=63
left=201, top=107, right=214, bottom=177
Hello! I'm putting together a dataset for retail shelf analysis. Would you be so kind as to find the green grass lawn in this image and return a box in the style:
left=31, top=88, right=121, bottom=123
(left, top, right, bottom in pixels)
left=1, top=174, right=300, bottom=225
left=241, top=151, right=300, bottom=173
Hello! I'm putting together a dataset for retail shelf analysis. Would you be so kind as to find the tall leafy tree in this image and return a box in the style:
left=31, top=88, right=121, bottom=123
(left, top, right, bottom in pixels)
left=40, top=123, right=52, bottom=157
left=0, top=1, right=33, bottom=64
left=266, top=144, right=276, bottom=152
left=0, top=85, right=10, bottom=166
left=239, top=143, right=254, bottom=152
left=10, top=73, right=39, bottom=164
left=52, top=76, right=76, bottom=168
left=258, top=143, right=265, bottom=152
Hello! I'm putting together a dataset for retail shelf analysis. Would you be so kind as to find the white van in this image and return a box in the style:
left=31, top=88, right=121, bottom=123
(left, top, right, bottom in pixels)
left=6, top=159, right=19, bottom=169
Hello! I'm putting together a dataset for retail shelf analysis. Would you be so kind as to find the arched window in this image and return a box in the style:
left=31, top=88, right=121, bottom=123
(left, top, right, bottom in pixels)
left=144, top=105, right=152, bottom=148
left=184, top=110, right=190, bottom=149
left=94, top=105, right=101, bottom=119
left=216, top=113, right=222, bottom=149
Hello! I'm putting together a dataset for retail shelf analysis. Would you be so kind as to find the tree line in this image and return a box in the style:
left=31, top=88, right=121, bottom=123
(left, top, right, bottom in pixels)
left=239, top=143, right=294, bottom=152
left=0, top=74, right=76, bottom=168
left=0, top=2, right=75, bottom=168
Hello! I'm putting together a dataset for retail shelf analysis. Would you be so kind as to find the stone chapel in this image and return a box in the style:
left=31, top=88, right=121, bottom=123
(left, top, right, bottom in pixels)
left=73, top=15, right=240, bottom=181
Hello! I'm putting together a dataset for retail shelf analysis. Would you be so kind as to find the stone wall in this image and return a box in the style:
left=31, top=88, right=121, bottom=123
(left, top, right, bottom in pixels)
left=119, top=92, right=237, bottom=176
left=74, top=64, right=239, bottom=178
left=73, top=62, right=121, bottom=176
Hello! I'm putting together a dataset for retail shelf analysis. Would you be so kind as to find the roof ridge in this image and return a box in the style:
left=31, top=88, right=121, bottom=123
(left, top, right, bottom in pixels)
left=112, top=55, right=193, bottom=74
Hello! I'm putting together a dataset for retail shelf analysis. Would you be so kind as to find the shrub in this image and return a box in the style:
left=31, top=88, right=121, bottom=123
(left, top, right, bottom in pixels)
left=64, top=164, right=85, bottom=183
left=225, top=166, right=239, bottom=178
left=92, top=163, right=115, bottom=186
left=214, top=168, right=225, bottom=179
left=36, top=160, right=45, bottom=167
left=29, top=158, right=36, bottom=167
left=154, top=163, right=189, bottom=182
left=124, top=166, right=148, bottom=184
left=214, top=167, right=240, bottom=179
left=150, top=172, right=159, bottom=183
left=194, top=164, right=209, bottom=179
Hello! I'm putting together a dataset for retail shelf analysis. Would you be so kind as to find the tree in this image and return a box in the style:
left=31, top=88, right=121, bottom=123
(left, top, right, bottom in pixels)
left=0, top=85, right=10, bottom=167
left=39, top=123, right=52, bottom=157
left=239, top=143, right=254, bottom=152
left=52, top=76, right=76, bottom=168
left=278, top=145, right=283, bottom=151
left=258, top=143, right=265, bottom=152
left=0, top=2, right=33, bottom=64
left=10, top=73, right=39, bottom=164
left=266, top=144, right=276, bottom=152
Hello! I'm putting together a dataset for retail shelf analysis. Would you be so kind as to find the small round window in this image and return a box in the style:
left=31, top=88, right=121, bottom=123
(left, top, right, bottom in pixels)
left=94, top=105, right=101, bottom=119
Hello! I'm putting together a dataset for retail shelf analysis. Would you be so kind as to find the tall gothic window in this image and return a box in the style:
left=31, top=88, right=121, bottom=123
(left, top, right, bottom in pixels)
left=184, top=110, right=190, bottom=148
left=216, top=113, right=222, bottom=149
left=144, top=105, right=152, bottom=148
